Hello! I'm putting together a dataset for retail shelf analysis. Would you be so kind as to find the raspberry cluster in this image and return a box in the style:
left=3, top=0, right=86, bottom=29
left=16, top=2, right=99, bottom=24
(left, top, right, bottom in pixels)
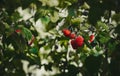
left=62, top=29, right=95, bottom=49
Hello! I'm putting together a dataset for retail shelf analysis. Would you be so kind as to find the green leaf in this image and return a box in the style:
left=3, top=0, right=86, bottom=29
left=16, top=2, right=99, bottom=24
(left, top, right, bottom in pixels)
left=11, top=11, right=21, bottom=22
left=41, top=16, right=50, bottom=25
left=97, top=21, right=109, bottom=31
left=39, top=0, right=59, bottom=7
left=21, top=27, right=33, bottom=40
left=68, top=7, right=76, bottom=17
left=99, top=33, right=110, bottom=44
left=45, top=22, right=56, bottom=31
left=81, top=2, right=90, bottom=9
left=30, top=47, right=38, bottom=54
left=82, top=44, right=91, bottom=53
left=71, top=17, right=84, bottom=25
left=50, top=11, right=59, bottom=23
left=34, top=12, right=41, bottom=22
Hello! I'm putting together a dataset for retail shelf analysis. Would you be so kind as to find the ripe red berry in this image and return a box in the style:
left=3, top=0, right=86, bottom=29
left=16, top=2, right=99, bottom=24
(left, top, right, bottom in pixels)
left=71, top=39, right=78, bottom=49
left=88, top=39, right=93, bottom=43
left=69, top=33, right=76, bottom=39
left=88, top=34, right=95, bottom=43
left=90, top=34, right=94, bottom=40
left=15, top=29, right=21, bottom=33
left=75, top=36, right=84, bottom=47
left=62, top=29, right=71, bottom=37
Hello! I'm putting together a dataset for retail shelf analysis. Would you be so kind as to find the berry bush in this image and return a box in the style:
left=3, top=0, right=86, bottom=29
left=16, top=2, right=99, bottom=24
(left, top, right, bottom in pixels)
left=0, top=0, right=120, bottom=76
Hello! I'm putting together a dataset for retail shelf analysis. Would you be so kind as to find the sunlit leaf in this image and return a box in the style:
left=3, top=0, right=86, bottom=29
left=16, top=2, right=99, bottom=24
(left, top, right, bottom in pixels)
left=50, top=11, right=59, bottom=23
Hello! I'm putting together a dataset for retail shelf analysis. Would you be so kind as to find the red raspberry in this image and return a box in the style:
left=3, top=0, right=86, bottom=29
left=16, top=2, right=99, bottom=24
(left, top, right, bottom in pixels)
left=75, top=36, right=84, bottom=47
left=69, top=33, right=76, bottom=39
left=71, top=39, right=78, bottom=49
left=88, top=34, right=95, bottom=43
left=15, top=29, right=21, bottom=33
left=62, top=29, right=71, bottom=37
left=90, top=34, right=94, bottom=40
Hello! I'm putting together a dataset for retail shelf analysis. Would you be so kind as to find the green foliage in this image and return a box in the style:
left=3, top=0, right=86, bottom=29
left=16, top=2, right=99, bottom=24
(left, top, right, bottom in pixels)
left=0, top=0, right=120, bottom=76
